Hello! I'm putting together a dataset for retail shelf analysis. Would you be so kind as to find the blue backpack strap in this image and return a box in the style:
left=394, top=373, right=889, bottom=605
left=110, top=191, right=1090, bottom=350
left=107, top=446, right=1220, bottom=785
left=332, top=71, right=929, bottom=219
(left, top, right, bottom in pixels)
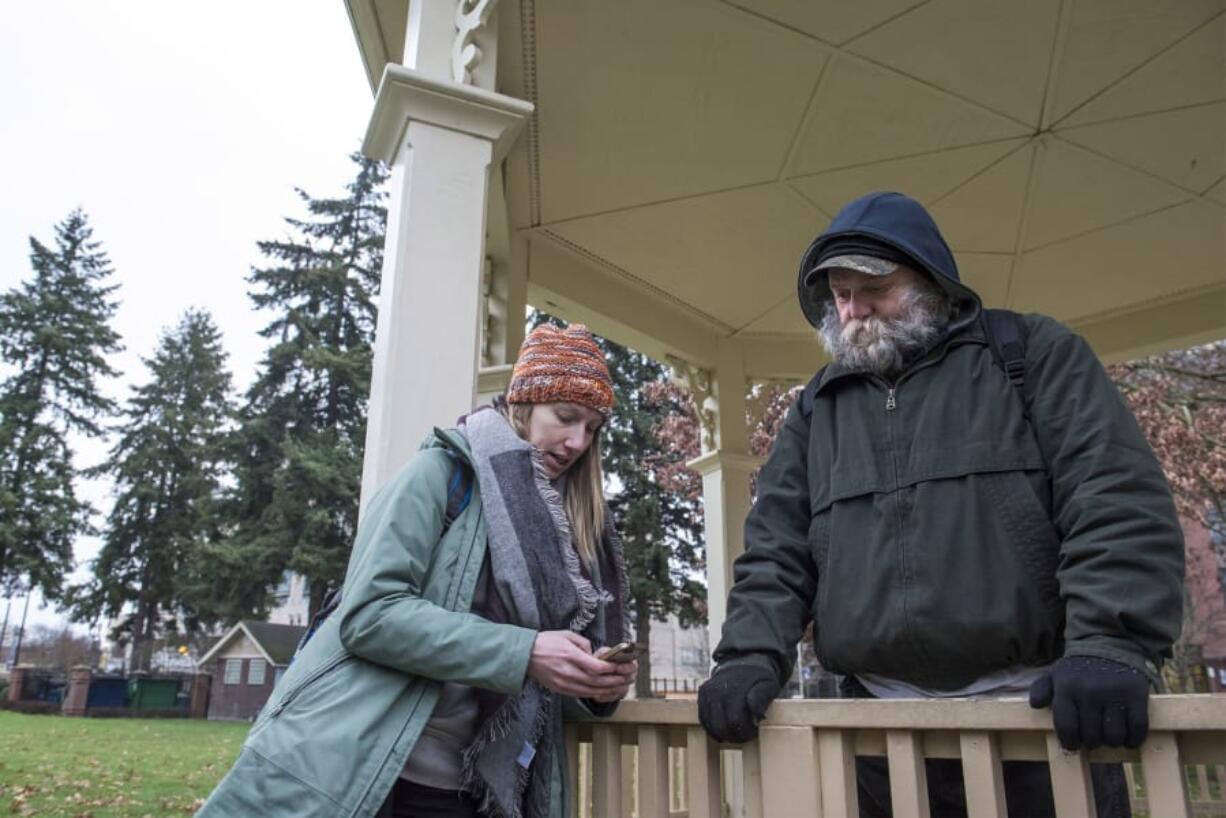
left=441, top=449, right=473, bottom=528
left=984, top=308, right=1027, bottom=395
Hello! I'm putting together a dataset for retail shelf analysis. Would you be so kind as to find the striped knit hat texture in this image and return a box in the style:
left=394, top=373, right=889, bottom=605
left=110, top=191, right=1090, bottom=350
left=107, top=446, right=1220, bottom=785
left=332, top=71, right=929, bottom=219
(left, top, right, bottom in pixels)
left=507, top=324, right=615, bottom=416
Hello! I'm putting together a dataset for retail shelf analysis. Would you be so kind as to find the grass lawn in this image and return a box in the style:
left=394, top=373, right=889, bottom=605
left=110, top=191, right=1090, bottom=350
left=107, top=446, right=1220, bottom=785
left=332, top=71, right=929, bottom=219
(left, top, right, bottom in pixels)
left=0, top=712, right=248, bottom=817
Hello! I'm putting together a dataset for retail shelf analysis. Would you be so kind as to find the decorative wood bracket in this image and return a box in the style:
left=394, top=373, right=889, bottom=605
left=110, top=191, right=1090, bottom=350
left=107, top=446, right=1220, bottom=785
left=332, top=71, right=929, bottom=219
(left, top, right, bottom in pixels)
left=452, top=0, right=499, bottom=85
left=667, top=355, right=718, bottom=452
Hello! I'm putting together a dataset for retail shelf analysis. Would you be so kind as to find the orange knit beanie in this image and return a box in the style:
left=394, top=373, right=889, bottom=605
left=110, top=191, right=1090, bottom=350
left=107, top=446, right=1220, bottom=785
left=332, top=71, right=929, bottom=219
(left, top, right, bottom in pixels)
left=506, top=324, right=615, bottom=416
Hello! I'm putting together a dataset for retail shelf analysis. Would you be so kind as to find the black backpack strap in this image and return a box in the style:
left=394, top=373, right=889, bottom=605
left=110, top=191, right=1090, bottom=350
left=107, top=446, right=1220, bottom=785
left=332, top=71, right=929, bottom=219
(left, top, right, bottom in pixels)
left=984, top=308, right=1028, bottom=395
left=798, top=367, right=826, bottom=421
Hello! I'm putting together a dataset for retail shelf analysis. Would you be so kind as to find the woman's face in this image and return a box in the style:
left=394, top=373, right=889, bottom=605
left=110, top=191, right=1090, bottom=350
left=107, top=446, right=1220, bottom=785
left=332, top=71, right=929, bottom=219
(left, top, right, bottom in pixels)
left=527, top=402, right=605, bottom=478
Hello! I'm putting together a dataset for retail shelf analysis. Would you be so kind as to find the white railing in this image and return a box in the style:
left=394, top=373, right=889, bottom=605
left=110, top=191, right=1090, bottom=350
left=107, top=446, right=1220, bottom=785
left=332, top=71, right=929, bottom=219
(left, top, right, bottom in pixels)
left=566, top=694, right=1226, bottom=818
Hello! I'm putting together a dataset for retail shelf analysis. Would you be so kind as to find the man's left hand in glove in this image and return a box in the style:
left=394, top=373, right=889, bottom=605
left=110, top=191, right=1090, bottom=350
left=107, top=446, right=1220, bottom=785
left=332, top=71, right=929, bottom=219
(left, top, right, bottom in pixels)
left=1029, top=655, right=1150, bottom=750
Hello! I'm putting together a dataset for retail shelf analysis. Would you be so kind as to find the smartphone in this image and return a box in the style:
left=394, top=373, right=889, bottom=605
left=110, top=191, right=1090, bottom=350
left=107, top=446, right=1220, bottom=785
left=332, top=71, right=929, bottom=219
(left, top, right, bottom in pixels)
left=598, top=642, right=640, bottom=664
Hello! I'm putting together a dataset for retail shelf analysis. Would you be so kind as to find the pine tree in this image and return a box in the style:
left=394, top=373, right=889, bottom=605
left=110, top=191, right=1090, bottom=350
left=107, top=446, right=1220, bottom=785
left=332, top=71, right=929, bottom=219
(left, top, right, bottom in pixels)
left=70, top=310, right=233, bottom=671
left=194, top=154, right=389, bottom=623
left=0, top=210, right=122, bottom=601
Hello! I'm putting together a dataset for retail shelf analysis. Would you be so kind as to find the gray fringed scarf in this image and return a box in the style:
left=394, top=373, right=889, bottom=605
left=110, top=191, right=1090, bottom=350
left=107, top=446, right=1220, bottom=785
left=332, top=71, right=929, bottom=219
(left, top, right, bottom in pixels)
left=457, top=407, right=628, bottom=818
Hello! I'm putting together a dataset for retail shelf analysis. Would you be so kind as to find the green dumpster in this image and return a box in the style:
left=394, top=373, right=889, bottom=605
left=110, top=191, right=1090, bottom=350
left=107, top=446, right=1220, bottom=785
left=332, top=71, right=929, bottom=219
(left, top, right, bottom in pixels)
left=127, top=677, right=180, bottom=710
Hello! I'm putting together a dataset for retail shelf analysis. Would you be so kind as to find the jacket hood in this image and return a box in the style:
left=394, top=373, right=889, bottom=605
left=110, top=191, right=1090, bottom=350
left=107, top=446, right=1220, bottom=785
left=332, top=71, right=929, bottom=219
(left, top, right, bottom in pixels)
left=797, top=191, right=981, bottom=328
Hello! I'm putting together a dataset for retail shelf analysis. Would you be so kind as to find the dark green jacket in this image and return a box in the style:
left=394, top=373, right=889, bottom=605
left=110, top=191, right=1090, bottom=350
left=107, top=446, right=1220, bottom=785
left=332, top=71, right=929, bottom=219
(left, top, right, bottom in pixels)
left=714, top=313, right=1184, bottom=690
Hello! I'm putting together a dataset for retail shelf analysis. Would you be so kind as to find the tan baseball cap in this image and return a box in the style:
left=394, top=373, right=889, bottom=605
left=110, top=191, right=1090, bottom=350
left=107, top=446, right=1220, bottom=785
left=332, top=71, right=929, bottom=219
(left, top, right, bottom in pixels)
left=809, top=253, right=899, bottom=281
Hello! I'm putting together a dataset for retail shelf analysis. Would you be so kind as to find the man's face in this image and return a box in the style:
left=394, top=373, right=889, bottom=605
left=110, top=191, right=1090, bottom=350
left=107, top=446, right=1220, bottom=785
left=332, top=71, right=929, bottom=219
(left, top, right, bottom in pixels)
left=827, top=264, right=926, bottom=326
left=817, top=262, right=952, bottom=376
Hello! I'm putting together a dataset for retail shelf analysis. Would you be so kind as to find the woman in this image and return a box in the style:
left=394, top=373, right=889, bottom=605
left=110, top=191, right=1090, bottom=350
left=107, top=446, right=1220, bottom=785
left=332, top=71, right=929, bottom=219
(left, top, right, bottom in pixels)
left=198, top=324, right=636, bottom=818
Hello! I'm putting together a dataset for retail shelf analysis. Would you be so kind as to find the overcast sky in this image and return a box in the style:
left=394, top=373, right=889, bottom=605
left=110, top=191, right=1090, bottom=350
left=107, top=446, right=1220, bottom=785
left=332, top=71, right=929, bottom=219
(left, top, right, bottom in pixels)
left=0, top=2, right=376, bottom=632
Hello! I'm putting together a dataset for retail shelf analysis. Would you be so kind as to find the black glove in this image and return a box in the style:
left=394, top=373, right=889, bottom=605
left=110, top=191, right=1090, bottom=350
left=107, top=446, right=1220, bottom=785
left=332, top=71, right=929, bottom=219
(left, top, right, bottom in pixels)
left=1029, top=655, right=1150, bottom=750
left=698, top=664, right=780, bottom=744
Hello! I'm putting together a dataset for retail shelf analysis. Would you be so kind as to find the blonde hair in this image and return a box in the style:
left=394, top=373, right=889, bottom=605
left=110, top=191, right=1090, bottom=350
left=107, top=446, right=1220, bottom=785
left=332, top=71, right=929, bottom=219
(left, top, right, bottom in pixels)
left=508, top=402, right=606, bottom=567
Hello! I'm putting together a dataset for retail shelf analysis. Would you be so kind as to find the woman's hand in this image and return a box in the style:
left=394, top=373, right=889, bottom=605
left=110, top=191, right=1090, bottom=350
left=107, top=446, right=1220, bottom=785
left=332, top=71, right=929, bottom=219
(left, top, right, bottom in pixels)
left=527, top=631, right=635, bottom=700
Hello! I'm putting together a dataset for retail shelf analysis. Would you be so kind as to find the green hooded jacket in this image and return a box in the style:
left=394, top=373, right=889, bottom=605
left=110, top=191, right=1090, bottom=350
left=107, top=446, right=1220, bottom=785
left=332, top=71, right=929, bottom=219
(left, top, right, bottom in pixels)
left=714, top=192, right=1184, bottom=691
left=198, top=428, right=585, bottom=818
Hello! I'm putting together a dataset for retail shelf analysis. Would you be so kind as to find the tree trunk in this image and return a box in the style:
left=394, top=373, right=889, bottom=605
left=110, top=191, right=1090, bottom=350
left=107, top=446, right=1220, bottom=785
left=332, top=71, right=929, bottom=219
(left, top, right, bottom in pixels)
left=308, top=578, right=329, bottom=624
left=633, top=595, right=652, bottom=699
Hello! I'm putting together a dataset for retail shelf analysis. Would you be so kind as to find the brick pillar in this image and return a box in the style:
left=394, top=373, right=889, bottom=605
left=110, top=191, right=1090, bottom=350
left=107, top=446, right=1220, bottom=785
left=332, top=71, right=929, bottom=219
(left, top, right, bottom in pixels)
left=189, top=672, right=211, bottom=719
left=62, top=665, right=92, bottom=716
left=7, top=665, right=28, bottom=701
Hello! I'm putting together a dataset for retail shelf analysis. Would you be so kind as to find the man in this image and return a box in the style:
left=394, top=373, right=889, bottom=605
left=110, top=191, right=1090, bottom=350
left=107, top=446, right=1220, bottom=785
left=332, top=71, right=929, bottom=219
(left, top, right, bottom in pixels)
left=697, top=191, right=1184, bottom=817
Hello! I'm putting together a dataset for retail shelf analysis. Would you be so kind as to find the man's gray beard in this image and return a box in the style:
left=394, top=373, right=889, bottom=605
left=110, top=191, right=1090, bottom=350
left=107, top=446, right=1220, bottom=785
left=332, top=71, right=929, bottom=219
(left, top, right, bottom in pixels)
left=817, top=283, right=956, bottom=378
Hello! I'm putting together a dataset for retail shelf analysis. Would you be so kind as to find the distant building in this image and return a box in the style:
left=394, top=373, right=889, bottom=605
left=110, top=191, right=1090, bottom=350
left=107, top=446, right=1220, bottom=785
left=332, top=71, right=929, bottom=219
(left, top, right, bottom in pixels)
left=199, top=620, right=305, bottom=720
left=267, top=572, right=310, bottom=627
left=646, top=614, right=709, bottom=698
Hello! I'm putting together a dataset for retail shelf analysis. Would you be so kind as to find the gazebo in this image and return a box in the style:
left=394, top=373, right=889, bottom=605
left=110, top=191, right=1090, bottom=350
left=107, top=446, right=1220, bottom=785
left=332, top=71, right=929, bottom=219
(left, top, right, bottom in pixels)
left=343, top=1, right=1226, bottom=814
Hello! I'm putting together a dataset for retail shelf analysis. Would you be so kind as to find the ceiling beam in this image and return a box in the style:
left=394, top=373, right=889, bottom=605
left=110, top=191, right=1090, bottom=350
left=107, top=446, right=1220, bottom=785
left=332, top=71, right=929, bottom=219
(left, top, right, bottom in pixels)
left=1073, top=283, right=1226, bottom=363
left=344, top=0, right=393, bottom=94
left=525, top=234, right=722, bottom=369
left=740, top=336, right=827, bottom=382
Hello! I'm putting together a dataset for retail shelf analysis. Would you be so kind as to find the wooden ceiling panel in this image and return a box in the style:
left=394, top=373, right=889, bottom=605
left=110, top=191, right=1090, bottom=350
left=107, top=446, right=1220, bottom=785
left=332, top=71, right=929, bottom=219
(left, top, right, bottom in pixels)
left=542, top=183, right=822, bottom=331
left=533, top=0, right=827, bottom=223
left=726, top=0, right=928, bottom=46
left=737, top=292, right=815, bottom=337
left=1059, top=103, right=1226, bottom=194
left=957, top=253, right=1013, bottom=309
left=789, top=139, right=1026, bottom=217
left=1024, top=140, right=1189, bottom=250
left=787, top=55, right=1029, bottom=176
left=1045, top=0, right=1224, bottom=125
left=927, top=146, right=1033, bottom=253
left=1009, top=202, right=1225, bottom=320
left=1061, top=14, right=1226, bottom=128
left=848, top=0, right=1061, bottom=126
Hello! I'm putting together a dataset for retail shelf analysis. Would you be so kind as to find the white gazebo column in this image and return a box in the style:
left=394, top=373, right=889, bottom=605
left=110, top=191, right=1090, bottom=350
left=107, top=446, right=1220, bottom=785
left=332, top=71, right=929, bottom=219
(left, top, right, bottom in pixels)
left=358, top=6, right=532, bottom=511
left=682, top=340, right=762, bottom=645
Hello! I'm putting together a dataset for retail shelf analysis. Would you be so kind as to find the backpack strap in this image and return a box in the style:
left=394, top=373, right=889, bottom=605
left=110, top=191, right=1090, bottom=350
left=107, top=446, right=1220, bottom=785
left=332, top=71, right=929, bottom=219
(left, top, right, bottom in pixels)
left=292, top=451, right=473, bottom=661
left=441, top=449, right=474, bottom=528
left=798, top=368, right=826, bottom=421
left=983, top=308, right=1028, bottom=395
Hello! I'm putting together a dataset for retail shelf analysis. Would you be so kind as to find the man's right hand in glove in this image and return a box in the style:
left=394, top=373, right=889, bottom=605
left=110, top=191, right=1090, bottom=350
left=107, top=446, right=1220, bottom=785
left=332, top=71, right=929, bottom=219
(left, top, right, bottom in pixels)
left=698, top=664, right=781, bottom=744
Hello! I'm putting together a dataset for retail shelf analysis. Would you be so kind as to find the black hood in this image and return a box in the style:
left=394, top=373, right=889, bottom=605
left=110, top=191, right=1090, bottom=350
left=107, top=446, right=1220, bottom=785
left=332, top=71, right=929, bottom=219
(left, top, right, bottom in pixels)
left=796, top=191, right=981, bottom=328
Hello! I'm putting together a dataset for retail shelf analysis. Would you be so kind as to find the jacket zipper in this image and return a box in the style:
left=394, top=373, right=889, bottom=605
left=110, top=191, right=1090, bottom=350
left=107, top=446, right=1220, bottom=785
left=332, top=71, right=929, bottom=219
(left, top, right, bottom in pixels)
left=267, top=651, right=351, bottom=718
left=886, top=388, right=896, bottom=412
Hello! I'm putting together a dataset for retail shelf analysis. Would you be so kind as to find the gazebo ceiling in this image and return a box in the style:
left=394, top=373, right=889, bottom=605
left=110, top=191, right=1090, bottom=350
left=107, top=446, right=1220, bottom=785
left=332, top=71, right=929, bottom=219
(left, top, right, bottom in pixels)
left=348, top=0, right=1225, bottom=373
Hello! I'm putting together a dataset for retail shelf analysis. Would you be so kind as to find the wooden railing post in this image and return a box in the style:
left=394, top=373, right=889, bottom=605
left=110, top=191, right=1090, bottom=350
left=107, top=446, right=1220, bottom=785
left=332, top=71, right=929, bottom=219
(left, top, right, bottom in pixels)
left=687, top=726, right=722, bottom=818
left=1044, top=735, right=1094, bottom=818
left=741, top=741, right=765, bottom=818
left=565, top=725, right=581, bottom=818
left=758, top=726, right=822, bottom=818
left=959, top=731, right=1006, bottom=818
left=637, top=725, right=670, bottom=818
left=818, top=729, right=859, bottom=817
left=886, top=730, right=930, bottom=818
left=591, top=724, right=622, bottom=818
left=1141, top=731, right=1192, bottom=817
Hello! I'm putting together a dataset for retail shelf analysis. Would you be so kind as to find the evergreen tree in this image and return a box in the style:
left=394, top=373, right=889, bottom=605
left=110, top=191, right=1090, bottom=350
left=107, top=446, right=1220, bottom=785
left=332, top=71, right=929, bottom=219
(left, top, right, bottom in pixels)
left=193, top=154, right=388, bottom=623
left=70, top=310, right=233, bottom=671
left=0, top=210, right=122, bottom=601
